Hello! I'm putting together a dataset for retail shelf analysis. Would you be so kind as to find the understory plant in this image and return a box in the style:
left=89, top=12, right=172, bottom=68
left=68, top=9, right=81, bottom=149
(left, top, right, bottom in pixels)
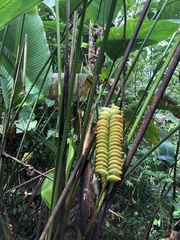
left=0, top=0, right=179, bottom=239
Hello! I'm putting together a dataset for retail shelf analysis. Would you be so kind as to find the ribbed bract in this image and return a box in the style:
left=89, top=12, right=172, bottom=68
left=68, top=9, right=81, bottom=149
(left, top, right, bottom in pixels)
left=95, top=104, right=123, bottom=182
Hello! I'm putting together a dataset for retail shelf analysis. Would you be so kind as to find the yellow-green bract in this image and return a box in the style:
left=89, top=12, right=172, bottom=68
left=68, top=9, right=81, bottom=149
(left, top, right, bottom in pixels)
left=95, top=104, right=123, bottom=182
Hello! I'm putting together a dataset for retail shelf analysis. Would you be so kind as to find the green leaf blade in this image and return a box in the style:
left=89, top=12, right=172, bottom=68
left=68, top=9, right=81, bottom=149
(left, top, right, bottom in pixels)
left=97, top=19, right=180, bottom=60
left=0, top=0, right=41, bottom=30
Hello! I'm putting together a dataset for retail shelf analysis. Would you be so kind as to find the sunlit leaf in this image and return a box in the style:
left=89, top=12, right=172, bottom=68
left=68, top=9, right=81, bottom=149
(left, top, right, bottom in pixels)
left=86, top=0, right=123, bottom=26
left=14, top=119, right=37, bottom=133
left=41, top=138, right=76, bottom=207
left=43, top=0, right=56, bottom=16
left=47, top=129, right=59, bottom=138
left=41, top=171, right=54, bottom=208
left=0, top=0, right=41, bottom=30
left=66, top=137, right=76, bottom=182
left=158, top=0, right=180, bottom=20
left=0, top=7, right=52, bottom=108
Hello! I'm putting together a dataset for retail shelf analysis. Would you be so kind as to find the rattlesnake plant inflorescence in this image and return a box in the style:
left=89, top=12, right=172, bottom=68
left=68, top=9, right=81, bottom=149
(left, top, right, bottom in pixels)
left=95, top=104, right=123, bottom=182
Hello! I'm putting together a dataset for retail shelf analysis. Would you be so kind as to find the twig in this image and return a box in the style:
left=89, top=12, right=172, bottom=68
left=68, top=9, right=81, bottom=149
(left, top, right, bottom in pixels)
left=2, top=152, right=53, bottom=181
left=13, top=177, right=44, bottom=236
left=4, top=168, right=54, bottom=194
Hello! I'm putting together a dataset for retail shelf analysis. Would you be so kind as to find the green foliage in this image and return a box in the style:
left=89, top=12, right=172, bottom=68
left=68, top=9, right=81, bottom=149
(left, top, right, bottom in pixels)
left=158, top=140, right=175, bottom=165
left=41, top=171, right=54, bottom=208
left=124, top=103, right=160, bottom=145
left=66, top=137, right=76, bottom=182
left=0, top=0, right=41, bottom=30
left=158, top=0, right=180, bottom=19
left=86, top=0, right=123, bottom=26
left=97, top=19, right=180, bottom=60
left=0, top=7, right=52, bottom=108
left=1, top=1, right=180, bottom=240
left=57, top=0, right=83, bottom=22
left=41, top=137, right=76, bottom=208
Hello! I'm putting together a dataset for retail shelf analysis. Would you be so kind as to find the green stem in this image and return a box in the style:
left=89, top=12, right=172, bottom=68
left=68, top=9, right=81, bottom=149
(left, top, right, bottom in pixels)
left=116, top=0, right=170, bottom=105
left=0, top=214, right=9, bottom=240
left=124, top=31, right=176, bottom=133
left=50, top=1, right=89, bottom=239
left=58, top=0, right=89, bottom=166
left=77, top=0, right=118, bottom=160
left=16, top=64, right=51, bottom=158
left=47, top=0, right=62, bottom=238
left=124, top=36, right=180, bottom=149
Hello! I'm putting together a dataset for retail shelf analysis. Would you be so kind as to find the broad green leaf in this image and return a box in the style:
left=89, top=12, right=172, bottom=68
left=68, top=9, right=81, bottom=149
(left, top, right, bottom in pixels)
left=41, top=138, right=75, bottom=208
left=97, top=19, right=180, bottom=60
left=18, top=105, right=35, bottom=121
left=41, top=171, right=54, bottom=209
left=14, top=119, right=37, bottom=133
left=0, top=7, right=52, bottom=108
left=0, top=0, right=41, bottom=30
left=58, top=0, right=83, bottom=22
left=43, top=21, right=65, bottom=31
left=0, top=46, right=14, bottom=108
left=66, top=137, right=76, bottom=182
left=157, top=155, right=175, bottom=164
left=47, top=129, right=59, bottom=138
left=124, top=104, right=160, bottom=145
left=144, top=120, right=160, bottom=145
left=158, top=0, right=180, bottom=20
left=157, top=140, right=175, bottom=165
left=86, top=0, right=123, bottom=27
left=159, top=141, right=174, bottom=157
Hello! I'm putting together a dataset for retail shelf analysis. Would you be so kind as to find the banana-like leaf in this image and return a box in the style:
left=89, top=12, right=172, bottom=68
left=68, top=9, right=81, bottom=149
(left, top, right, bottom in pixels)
left=158, top=0, right=180, bottom=19
left=0, top=7, right=52, bottom=108
left=158, top=140, right=175, bottom=164
left=86, top=0, right=123, bottom=27
left=124, top=104, right=160, bottom=145
left=41, top=171, right=54, bottom=209
left=0, top=0, right=41, bottom=30
left=41, top=137, right=76, bottom=208
left=57, top=0, right=83, bottom=22
left=97, top=19, right=180, bottom=60
left=0, top=45, right=15, bottom=109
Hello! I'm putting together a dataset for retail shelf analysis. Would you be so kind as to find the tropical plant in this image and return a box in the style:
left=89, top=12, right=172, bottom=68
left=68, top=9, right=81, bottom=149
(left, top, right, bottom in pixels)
left=0, top=0, right=179, bottom=239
